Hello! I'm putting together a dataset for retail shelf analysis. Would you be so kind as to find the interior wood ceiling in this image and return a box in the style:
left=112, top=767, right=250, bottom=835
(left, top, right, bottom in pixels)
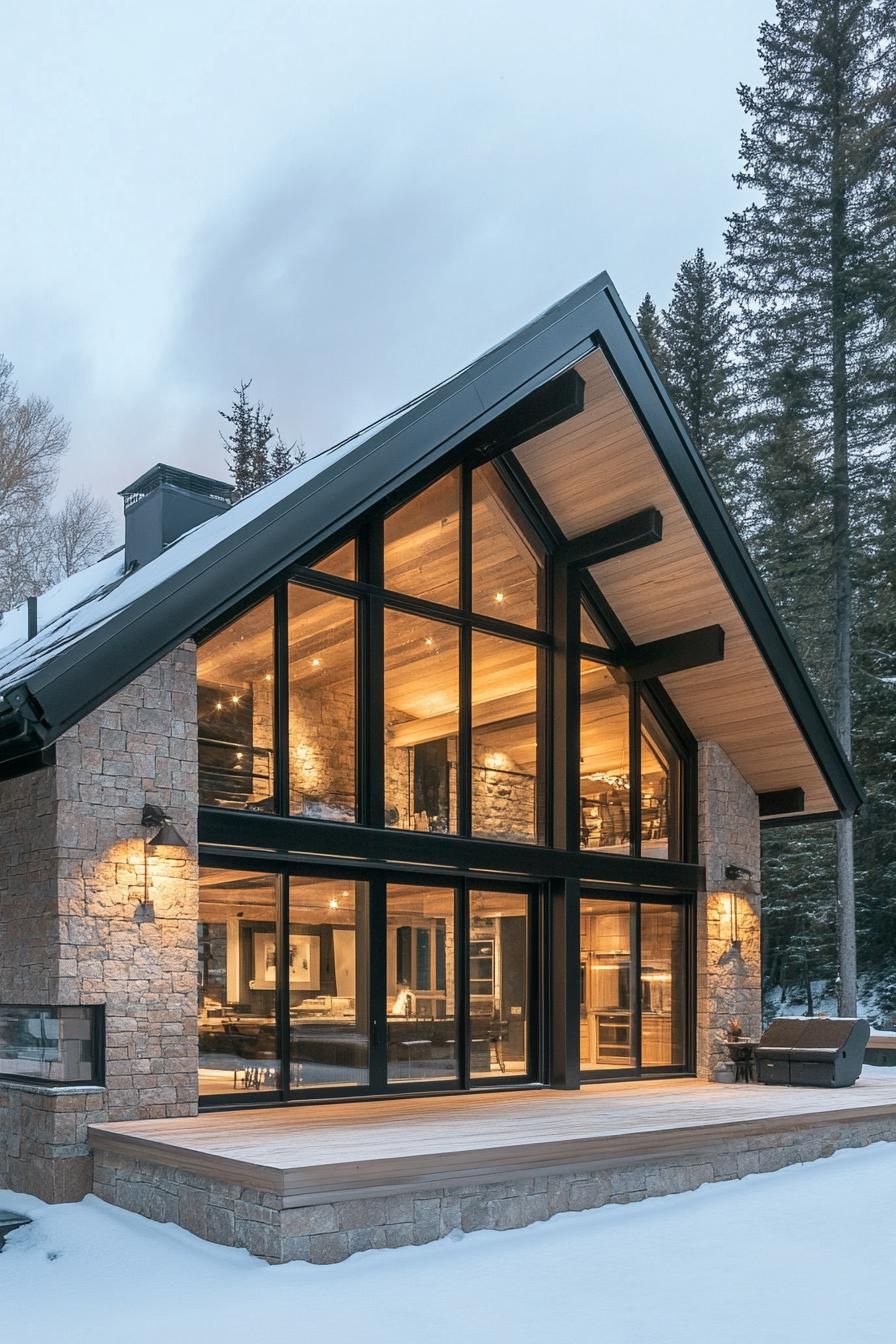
left=516, top=349, right=835, bottom=815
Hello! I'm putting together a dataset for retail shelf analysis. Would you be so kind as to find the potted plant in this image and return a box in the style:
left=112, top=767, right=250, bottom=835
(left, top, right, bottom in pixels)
left=726, top=1016, right=743, bottom=1042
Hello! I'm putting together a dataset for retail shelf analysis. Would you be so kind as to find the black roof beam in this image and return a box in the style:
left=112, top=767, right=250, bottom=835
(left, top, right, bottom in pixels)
left=758, top=787, right=806, bottom=819
left=557, top=507, right=663, bottom=569
left=620, top=624, right=725, bottom=683
left=461, top=366, right=585, bottom=463
left=199, top=807, right=704, bottom=891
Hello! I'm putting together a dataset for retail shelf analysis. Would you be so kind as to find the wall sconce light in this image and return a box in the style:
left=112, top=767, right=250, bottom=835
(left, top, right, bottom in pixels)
left=725, top=864, right=753, bottom=883
left=137, top=804, right=189, bottom=922
left=142, top=803, right=189, bottom=852
left=726, top=891, right=741, bottom=951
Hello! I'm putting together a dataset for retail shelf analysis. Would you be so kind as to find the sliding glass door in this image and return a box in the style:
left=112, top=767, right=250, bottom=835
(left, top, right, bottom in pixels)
left=383, top=880, right=536, bottom=1090
left=468, top=890, right=532, bottom=1081
left=579, top=889, right=690, bottom=1078
left=386, top=884, right=458, bottom=1084
left=198, top=865, right=539, bottom=1103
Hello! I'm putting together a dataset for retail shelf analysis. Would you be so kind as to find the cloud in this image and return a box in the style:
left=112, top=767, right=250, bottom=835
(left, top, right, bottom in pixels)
left=161, top=96, right=598, bottom=463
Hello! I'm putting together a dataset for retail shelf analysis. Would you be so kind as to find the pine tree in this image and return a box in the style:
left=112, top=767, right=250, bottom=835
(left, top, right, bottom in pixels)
left=726, top=0, right=896, bottom=1015
left=636, top=294, right=667, bottom=378
left=661, top=249, right=744, bottom=513
left=251, top=402, right=275, bottom=489
left=219, top=380, right=304, bottom=497
left=219, top=379, right=257, bottom=497
left=269, top=430, right=303, bottom=479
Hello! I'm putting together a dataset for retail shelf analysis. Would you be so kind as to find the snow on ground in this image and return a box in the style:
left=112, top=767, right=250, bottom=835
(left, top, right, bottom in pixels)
left=3, top=1139, right=896, bottom=1344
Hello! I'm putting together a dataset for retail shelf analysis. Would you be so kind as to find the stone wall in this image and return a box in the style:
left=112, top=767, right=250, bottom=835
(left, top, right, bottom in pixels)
left=0, top=644, right=200, bottom=1200
left=92, top=1108, right=896, bottom=1264
left=696, top=740, right=762, bottom=1079
left=0, top=764, right=59, bottom=1005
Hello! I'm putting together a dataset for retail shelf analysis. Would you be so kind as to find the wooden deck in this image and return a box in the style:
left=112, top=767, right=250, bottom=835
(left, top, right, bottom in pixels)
left=89, top=1073, right=896, bottom=1206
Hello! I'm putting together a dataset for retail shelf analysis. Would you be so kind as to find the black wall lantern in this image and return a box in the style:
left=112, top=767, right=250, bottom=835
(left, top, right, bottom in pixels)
left=137, top=804, right=189, bottom=922
left=142, top=803, right=189, bottom=852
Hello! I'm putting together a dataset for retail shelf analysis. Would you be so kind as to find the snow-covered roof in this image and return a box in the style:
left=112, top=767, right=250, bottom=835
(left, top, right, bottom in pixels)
left=0, top=421, right=387, bottom=697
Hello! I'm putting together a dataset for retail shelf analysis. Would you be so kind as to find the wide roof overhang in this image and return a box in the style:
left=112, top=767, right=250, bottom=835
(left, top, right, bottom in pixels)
left=0, top=274, right=860, bottom=821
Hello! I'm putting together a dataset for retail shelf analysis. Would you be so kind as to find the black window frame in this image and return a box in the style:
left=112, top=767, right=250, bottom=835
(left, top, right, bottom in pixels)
left=194, top=454, right=696, bottom=871
left=577, top=887, right=695, bottom=1082
left=196, top=854, right=544, bottom=1109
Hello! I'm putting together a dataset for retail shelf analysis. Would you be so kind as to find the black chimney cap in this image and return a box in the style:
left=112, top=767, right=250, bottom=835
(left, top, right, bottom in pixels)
left=120, top=464, right=234, bottom=512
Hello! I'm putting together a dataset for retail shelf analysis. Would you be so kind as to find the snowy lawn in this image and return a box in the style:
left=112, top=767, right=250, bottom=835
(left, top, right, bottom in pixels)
left=3, top=1140, right=896, bottom=1344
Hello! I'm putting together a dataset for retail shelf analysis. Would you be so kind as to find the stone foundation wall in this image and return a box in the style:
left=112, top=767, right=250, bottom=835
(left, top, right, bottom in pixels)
left=93, top=1110, right=896, bottom=1264
left=696, top=741, right=762, bottom=1079
left=0, top=1083, right=106, bottom=1202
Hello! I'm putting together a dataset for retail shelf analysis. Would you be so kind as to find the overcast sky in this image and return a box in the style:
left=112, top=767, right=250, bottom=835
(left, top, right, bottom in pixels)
left=0, top=1, right=773, bottom=523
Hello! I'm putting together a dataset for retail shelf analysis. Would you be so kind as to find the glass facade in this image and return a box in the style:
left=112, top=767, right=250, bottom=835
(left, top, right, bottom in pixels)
left=195, top=467, right=686, bottom=862
left=197, top=598, right=275, bottom=811
left=641, top=705, right=682, bottom=860
left=468, top=890, right=530, bottom=1079
left=471, top=633, right=542, bottom=844
left=194, top=462, right=695, bottom=1104
left=641, top=903, right=686, bottom=1068
left=288, top=877, right=369, bottom=1088
left=580, top=893, right=688, bottom=1075
left=197, top=868, right=542, bottom=1098
left=288, top=584, right=357, bottom=822
left=471, top=465, right=545, bottom=628
left=383, top=469, right=461, bottom=606
left=580, top=661, right=630, bottom=854
left=311, top=539, right=356, bottom=581
left=384, top=610, right=460, bottom=833
left=386, top=885, right=457, bottom=1084
left=198, top=869, right=280, bottom=1097
left=579, top=899, right=636, bottom=1070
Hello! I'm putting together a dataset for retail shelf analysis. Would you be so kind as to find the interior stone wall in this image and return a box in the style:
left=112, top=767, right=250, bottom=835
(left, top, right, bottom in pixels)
left=289, top=681, right=355, bottom=820
left=696, top=740, right=762, bottom=1079
left=0, top=644, right=200, bottom=1200
left=471, top=741, right=536, bottom=843
left=384, top=720, right=536, bottom=842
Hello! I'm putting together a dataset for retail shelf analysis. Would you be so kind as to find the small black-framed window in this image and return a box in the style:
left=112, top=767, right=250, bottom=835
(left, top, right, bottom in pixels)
left=0, top=1005, right=104, bottom=1087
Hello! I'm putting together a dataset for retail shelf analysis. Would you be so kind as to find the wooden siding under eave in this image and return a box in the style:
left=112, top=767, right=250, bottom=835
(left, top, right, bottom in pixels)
left=515, top=348, right=837, bottom=816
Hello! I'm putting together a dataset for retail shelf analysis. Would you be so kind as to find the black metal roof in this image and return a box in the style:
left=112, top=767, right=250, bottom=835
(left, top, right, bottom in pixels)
left=0, top=273, right=862, bottom=816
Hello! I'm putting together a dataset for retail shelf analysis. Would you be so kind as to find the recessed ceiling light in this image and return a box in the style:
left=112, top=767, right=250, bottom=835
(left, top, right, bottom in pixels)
left=495, top=591, right=505, bottom=604
left=310, top=657, right=321, bottom=667
left=328, top=897, right=339, bottom=910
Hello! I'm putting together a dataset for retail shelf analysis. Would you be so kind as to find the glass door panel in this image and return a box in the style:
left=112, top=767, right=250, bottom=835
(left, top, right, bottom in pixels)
left=579, top=898, right=636, bottom=1070
left=288, top=877, right=369, bottom=1089
left=640, top=903, right=686, bottom=1068
left=468, top=890, right=530, bottom=1080
left=198, top=868, right=281, bottom=1097
left=386, top=885, right=458, bottom=1084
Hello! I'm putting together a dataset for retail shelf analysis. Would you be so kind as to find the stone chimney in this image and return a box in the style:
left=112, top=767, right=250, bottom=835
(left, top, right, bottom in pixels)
left=119, top=464, right=234, bottom=569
